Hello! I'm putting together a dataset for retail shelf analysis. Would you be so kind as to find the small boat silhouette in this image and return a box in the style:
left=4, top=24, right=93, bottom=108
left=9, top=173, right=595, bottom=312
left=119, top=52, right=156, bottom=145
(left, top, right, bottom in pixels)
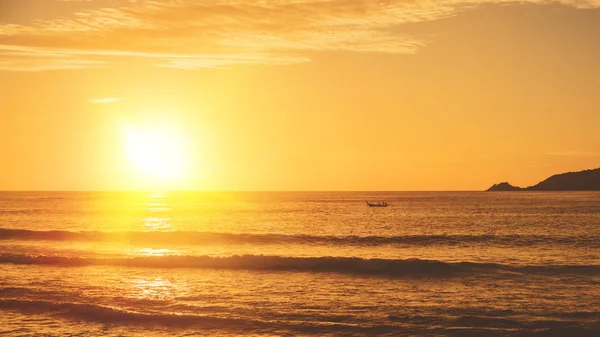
left=366, top=201, right=388, bottom=207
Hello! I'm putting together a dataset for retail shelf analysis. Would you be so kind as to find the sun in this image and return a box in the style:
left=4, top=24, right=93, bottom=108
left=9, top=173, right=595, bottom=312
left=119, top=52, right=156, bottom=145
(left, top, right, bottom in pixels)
left=124, top=124, right=189, bottom=184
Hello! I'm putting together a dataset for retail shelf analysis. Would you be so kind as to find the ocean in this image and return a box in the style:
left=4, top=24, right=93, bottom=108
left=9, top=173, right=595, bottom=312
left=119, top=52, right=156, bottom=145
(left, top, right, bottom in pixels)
left=0, top=191, right=598, bottom=336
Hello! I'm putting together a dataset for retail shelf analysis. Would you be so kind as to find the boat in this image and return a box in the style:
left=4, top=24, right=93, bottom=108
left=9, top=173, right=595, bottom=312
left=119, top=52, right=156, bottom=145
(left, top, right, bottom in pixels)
left=366, top=201, right=388, bottom=207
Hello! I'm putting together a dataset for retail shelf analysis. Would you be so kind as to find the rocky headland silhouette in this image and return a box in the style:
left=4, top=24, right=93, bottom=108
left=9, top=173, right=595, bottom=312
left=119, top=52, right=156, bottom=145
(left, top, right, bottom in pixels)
left=487, top=168, right=600, bottom=191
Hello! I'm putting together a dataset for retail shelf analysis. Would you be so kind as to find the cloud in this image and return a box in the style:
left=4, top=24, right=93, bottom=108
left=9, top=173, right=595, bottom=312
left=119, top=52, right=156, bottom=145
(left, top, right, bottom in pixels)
left=545, top=151, right=600, bottom=157
left=0, top=48, right=105, bottom=71
left=155, top=55, right=311, bottom=70
left=89, top=97, right=121, bottom=103
left=0, top=0, right=599, bottom=71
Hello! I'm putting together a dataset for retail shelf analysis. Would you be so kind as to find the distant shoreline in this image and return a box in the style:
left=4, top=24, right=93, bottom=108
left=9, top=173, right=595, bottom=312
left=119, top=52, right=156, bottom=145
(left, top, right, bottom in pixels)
left=487, top=168, right=600, bottom=191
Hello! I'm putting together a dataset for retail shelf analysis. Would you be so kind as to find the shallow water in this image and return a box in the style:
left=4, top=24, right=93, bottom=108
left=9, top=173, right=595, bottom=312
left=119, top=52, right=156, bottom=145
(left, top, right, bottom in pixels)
left=1, top=191, right=599, bottom=336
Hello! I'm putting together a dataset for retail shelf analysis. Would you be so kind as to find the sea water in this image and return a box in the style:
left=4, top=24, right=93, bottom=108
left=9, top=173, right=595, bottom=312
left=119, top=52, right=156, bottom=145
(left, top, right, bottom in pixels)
left=0, top=191, right=599, bottom=336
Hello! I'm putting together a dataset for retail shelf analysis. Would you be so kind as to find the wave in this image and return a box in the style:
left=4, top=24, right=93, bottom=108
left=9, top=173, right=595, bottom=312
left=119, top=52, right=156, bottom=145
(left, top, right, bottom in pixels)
left=0, top=299, right=275, bottom=329
left=2, top=299, right=598, bottom=336
left=0, top=299, right=404, bottom=334
left=1, top=253, right=598, bottom=277
left=1, top=228, right=596, bottom=248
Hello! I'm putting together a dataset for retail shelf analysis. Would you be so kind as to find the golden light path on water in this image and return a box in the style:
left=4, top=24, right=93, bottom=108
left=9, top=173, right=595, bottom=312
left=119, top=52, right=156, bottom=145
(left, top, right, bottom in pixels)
left=142, top=192, right=176, bottom=232
left=127, top=277, right=189, bottom=302
left=132, top=193, right=176, bottom=256
left=132, top=248, right=173, bottom=256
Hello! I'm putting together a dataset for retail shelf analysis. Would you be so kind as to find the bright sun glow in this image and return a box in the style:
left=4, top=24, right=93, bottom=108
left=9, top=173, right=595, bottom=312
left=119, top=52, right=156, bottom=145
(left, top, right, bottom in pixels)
left=124, top=125, right=189, bottom=183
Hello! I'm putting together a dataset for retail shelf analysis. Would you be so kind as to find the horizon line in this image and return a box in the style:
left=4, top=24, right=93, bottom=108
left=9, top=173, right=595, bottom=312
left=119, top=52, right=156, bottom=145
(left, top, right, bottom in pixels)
left=0, top=189, right=484, bottom=193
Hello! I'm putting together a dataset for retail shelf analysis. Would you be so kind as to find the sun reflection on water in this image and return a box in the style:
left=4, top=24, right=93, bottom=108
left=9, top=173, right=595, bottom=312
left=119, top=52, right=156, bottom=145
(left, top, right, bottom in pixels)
left=136, top=248, right=172, bottom=256
left=126, top=277, right=189, bottom=301
left=142, top=217, right=173, bottom=231
left=138, top=192, right=176, bottom=232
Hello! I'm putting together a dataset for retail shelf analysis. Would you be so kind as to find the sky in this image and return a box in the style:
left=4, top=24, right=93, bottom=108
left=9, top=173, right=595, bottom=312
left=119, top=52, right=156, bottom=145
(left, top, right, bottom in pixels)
left=0, top=0, right=599, bottom=191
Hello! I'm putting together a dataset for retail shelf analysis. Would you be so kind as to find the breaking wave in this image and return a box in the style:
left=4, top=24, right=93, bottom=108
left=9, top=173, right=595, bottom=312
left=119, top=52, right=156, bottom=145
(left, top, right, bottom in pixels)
left=1, top=228, right=597, bottom=248
left=1, top=253, right=598, bottom=277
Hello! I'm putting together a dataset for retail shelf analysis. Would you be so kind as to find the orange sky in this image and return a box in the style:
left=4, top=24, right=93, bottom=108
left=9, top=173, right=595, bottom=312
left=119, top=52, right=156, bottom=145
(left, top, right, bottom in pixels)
left=1, top=0, right=599, bottom=191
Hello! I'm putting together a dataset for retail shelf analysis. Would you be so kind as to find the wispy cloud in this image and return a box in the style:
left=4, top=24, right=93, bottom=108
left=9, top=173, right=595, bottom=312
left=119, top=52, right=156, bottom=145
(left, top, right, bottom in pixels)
left=89, top=97, right=121, bottom=104
left=0, top=48, right=105, bottom=71
left=0, top=0, right=599, bottom=71
left=545, top=151, right=600, bottom=157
